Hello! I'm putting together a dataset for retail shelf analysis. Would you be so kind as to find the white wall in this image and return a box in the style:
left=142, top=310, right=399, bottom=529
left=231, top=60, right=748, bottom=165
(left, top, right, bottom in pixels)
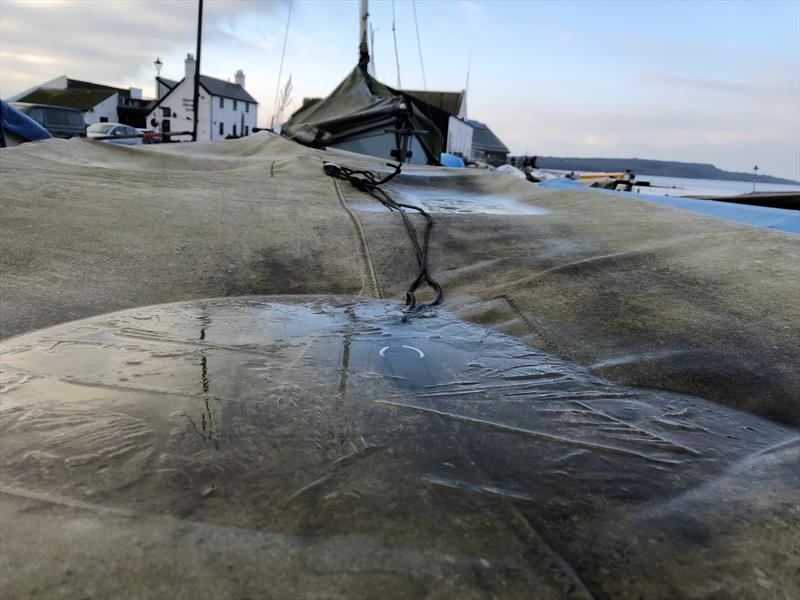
left=210, top=95, right=257, bottom=140
left=83, top=93, right=119, bottom=125
left=145, top=77, right=210, bottom=140
left=447, top=117, right=473, bottom=157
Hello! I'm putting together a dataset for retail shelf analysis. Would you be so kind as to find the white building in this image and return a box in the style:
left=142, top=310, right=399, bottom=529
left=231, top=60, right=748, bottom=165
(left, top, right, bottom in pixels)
left=145, top=55, right=257, bottom=141
left=401, top=89, right=473, bottom=158
left=10, top=75, right=153, bottom=127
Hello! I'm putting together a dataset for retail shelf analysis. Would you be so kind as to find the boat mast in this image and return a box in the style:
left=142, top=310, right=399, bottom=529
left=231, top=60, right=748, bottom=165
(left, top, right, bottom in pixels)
left=359, top=0, right=370, bottom=75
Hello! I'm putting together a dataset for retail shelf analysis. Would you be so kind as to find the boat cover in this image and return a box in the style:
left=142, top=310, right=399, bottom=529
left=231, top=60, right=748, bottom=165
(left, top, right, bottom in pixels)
left=282, top=67, right=444, bottom=164
left=0, top=133, right=798, bottom=599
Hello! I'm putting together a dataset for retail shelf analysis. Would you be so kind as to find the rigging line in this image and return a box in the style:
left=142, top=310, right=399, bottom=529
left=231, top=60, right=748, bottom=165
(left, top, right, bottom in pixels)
left=391, top=0, right=401, bottom=88
left=270, top=0, right=293, bottom=130
left=411, top=0, right=427, bottom=90
left=465, top=48, right=471, bottom=95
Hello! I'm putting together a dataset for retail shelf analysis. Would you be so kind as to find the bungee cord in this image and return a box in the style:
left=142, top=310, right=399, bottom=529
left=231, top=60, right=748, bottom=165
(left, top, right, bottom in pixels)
left=324, top=162, right=443, bottom=317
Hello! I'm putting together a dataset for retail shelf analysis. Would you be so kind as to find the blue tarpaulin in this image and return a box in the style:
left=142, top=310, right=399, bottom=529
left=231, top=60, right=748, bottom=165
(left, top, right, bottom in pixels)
left=440, top=153, right=465, bottom=168
left=538, top=177, right=800, bottom=235
left=1, top=100, right=51, bottom=144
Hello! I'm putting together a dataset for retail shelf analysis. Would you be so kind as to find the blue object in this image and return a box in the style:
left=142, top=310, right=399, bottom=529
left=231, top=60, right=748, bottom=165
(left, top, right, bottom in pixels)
left=0, top=100, right=51, bottom=143
left=538, top=177, right=800, bottom=235
left=440, top=153, right=465, bottom=168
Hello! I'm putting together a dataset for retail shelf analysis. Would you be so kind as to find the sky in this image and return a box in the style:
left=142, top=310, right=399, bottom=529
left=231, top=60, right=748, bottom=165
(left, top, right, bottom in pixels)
left=1, top=0, right=798, bottom=180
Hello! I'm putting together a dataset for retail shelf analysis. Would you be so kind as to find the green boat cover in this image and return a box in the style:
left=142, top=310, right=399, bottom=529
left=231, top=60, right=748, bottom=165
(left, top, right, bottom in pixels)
left=0, top=134, right=798, bottom=599
left=282, top=66, right=444, bottom=164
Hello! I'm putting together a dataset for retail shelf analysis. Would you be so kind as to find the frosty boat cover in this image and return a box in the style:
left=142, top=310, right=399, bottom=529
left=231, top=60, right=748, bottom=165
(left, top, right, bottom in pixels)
left=282, top=67, right=444, bottom=165
left=0, top=133, right=798, bottom=599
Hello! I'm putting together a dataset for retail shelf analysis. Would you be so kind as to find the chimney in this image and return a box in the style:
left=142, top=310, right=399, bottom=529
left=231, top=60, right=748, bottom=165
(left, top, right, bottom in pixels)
left=234, top=69, right=245, bottom=89
left=185, top=53, right=196, bottom=81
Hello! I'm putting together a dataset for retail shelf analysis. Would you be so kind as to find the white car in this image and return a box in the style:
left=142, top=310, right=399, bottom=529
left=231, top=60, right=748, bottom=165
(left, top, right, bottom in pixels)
left=87, top=122, right=142, bottom=145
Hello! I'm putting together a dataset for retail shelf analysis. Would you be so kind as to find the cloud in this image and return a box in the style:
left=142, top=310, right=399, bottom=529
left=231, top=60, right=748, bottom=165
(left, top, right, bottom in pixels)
left=476, top=99, right=800, bottom=180
left=0, top=0, right=287, bottom=97
left=640, top=72, right=799, bottom=98
left=458, top=0, right=482, bottom=17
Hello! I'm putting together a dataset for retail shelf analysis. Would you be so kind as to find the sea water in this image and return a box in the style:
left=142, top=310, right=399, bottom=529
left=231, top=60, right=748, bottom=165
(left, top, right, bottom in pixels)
left=631, top=175, right=800, bottom=198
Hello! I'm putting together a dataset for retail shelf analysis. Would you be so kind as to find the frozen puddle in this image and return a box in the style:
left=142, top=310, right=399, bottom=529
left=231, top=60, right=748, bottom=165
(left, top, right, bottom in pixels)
left=0, top=296, right=792, bottom=510
left=349, top=184, right=549, bottom=215
left=1, top=296, right=796, bottom=597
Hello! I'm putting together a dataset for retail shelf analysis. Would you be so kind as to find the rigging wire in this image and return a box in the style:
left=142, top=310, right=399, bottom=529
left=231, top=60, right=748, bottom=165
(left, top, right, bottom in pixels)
left=270, top=0, right=293, bottom=129
left=391, top=0, right=402, bottom=89
left=411, top=0, right=427, bottom=90
left=465, top=48, right=471, bottom=96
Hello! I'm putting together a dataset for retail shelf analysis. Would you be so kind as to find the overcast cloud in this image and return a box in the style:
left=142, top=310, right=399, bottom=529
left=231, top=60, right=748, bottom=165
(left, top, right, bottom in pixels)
left=0, top=0, right=288, bottom=96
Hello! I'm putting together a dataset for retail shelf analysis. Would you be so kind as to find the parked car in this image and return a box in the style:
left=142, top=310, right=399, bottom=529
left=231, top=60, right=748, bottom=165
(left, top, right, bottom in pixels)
left=87, top=122, right=142, bottom=145
left=136, top=128, right=162, bottom=144
left=10, top=102, right=86, bottom=138
left=1, top=100, right=52, bottom=147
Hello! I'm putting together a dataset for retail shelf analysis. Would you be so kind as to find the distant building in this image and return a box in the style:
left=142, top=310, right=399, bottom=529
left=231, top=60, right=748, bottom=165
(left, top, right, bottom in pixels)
left=12, top=76, right=151, bottom=127
left=402, top=89, right=473, bottom=158
left=145, top=54, right=257, bottom=141
left=466, top=119, right=509, bottom=166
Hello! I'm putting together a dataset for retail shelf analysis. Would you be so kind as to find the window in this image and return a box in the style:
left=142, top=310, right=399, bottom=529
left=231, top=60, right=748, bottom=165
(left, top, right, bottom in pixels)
left=233, top=100, right=237, bottom=111
left=245, top=103, right=249, bottom=113
left=232, top=124, right=237, bottom=136
left=67, top=112, right=85, bottom=126
left=27, top=108, right=44, bottom=124
left=219, top=122, right=224, bottom=136
left=46, top=109, right=68, bottom=125
left=219, top=97, right=224, bottom=109
left=99, top=117, right=108, bottom=123
left=87, top=123, right=114, bottom=134
left=245, top=126, right=249, bottom=136
left=161, top=107, right=170, bottom=117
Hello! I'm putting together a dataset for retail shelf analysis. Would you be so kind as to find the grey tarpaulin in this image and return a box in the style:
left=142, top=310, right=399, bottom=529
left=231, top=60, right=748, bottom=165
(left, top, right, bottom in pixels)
left=0, top=133, right=798, bottom=599
left=282, top=67, right=444, bottom=164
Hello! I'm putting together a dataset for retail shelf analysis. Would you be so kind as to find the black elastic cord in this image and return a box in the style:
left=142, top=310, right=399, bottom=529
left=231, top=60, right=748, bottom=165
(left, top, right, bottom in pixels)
left=325, top=161, right=443, bottom=314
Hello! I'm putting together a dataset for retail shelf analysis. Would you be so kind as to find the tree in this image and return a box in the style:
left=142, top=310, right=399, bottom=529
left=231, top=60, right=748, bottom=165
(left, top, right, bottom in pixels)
left=271, top=75, right=293, bottom=132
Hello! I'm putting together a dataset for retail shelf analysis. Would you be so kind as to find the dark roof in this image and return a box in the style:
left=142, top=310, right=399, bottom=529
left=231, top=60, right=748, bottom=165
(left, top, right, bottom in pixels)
left=402, top=90, right=464, bottom=116
left=16, top=88, right=117, bottom=111
left=200, top=75, right=257, bottom=104
left=156, top=77, right=178, bottom=90
left=66, top=79, right=145, bottom=103
left=66, top=78, right=125, bottom=93
left=150, top=75, right=258, bottom=111
left=466, top=119, right=509, bottom=154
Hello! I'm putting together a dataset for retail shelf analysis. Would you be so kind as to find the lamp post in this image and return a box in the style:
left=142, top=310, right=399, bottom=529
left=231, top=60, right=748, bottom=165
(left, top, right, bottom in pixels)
left=192, top=0, right=204, bottom=142
left=753, top=164, right=759, bottom=193
left=154, top=57, right=162, bottom=78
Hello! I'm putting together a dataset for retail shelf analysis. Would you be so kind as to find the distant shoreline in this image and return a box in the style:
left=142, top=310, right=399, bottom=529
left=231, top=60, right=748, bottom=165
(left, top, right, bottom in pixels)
left=526, top=156, right=799, bottom=186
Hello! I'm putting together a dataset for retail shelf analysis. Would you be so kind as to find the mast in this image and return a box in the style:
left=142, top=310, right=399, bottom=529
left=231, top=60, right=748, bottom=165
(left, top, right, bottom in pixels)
left=369, top=23, right=377, bottom=78
left=359, top=0, right=370, bottom=75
